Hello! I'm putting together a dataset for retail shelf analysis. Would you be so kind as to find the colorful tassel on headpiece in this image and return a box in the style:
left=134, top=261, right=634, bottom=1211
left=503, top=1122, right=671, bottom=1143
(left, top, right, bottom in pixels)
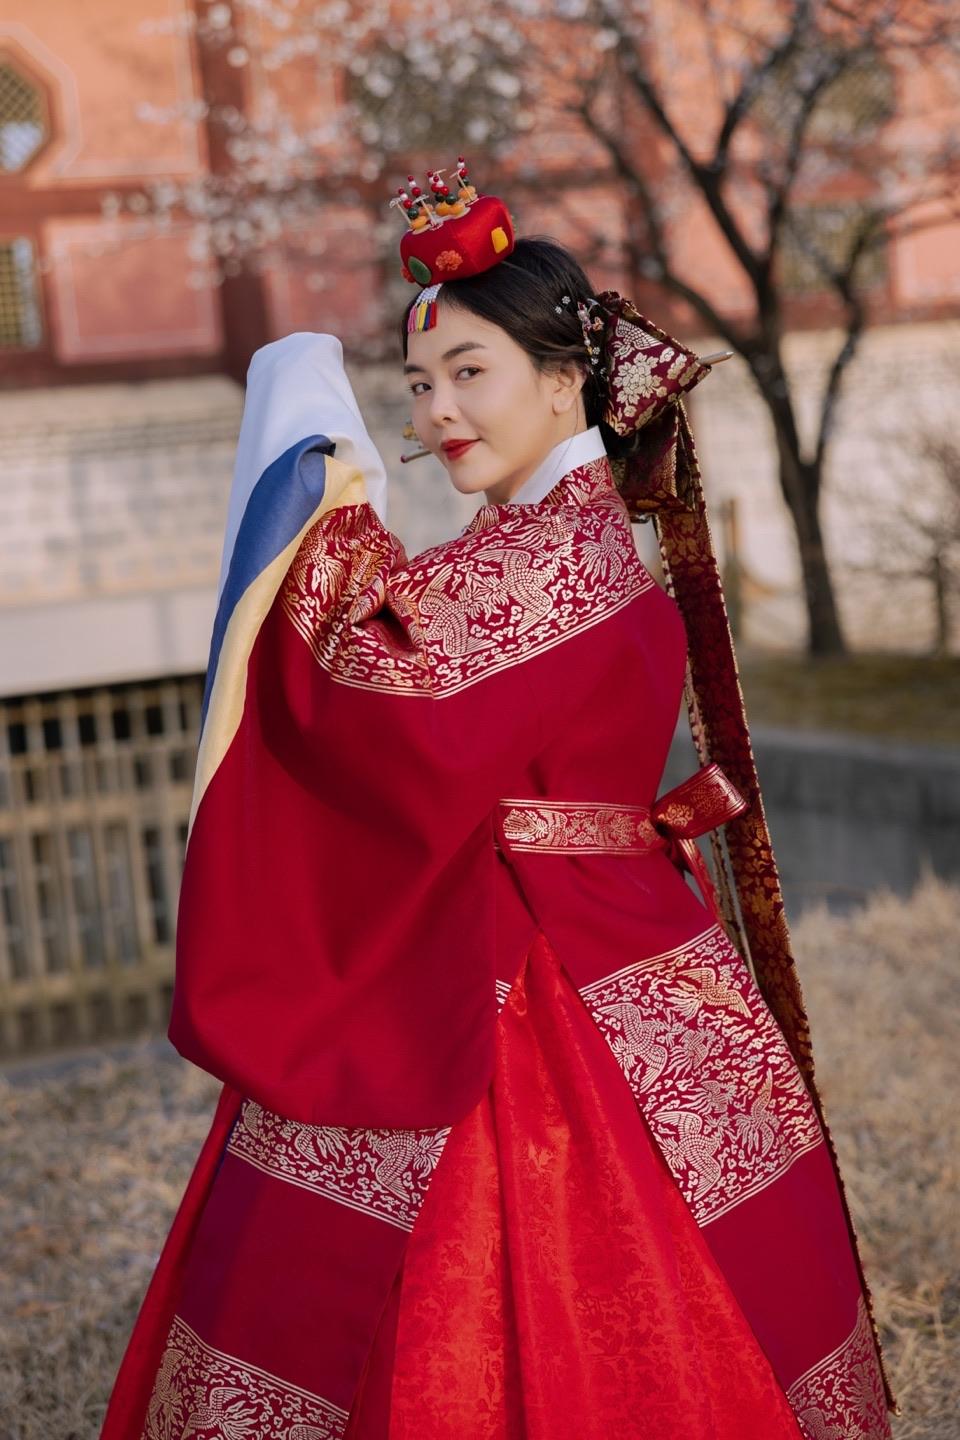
left=407, top=282, right=443, bottom=333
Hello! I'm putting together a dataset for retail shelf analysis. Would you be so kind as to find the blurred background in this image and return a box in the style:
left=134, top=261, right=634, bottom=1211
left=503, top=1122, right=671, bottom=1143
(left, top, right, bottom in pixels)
left=0, top=2, right=957, bottom=1436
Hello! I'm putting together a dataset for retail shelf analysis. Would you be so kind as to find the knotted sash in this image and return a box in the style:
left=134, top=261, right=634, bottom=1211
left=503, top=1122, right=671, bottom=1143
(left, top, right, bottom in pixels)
left=494, top=761, right=748, bottom=932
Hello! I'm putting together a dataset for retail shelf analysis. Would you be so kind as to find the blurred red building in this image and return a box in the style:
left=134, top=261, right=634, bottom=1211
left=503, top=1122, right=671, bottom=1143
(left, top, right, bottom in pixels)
left=1, top=0, right=958, bottom=389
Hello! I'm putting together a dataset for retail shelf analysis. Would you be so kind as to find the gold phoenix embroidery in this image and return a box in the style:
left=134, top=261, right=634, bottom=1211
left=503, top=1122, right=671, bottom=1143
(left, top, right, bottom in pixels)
left=142, top=1312, right=349, bottom=1440
left=226, top=1099, right=450, bottom=1233
left=225, top=982, right=522, bottom=1230
left=463, top=456, right=615, bottom=532
left=280, top=462, right=651, bottom=698
left=579, top=925, right=825, bottom=1226
left=785, top=1296, right=892, bottom=1440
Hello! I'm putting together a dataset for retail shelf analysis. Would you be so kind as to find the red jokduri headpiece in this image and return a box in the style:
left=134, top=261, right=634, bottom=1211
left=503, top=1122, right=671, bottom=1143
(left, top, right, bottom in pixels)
left=392, top=157, right=515, bottom=329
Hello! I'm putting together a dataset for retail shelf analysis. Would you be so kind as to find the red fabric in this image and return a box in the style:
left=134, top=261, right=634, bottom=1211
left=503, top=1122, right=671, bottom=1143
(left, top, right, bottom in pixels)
left=99, top=912, right=891, bottom=1440
left=352, top=933, right=804, bottom=1439
left=400, top=193, right=515, bottom=286
left=492, top=762, right=749, bottom=930
left=168, top=462, right=682, bottom=1131
left=101, top=933, right=806, bottom=1440
left=104, top=458, right=892, bottom=1439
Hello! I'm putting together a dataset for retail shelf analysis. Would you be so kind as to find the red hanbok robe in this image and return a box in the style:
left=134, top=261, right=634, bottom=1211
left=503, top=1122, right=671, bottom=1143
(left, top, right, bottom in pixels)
left=99, top=337, right=895, bottom=1440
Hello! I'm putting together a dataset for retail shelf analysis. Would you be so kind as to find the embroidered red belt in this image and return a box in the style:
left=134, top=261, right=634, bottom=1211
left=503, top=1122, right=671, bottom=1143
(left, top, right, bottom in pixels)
left=493, top=761, right=748, bottom=928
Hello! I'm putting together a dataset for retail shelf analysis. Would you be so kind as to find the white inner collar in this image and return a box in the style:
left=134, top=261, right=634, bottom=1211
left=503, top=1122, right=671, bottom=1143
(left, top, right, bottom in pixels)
left=505, top=425, right=607, bottom=506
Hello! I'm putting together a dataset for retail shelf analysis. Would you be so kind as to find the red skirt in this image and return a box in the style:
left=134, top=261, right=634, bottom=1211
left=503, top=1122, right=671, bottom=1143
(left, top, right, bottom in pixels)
left=99, top=931, right=888, bottom=1439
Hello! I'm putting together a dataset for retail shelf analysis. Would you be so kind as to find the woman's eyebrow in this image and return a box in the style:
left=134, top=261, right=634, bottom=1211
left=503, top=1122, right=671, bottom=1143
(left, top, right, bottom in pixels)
left=403, top=342, right=488, bottom=376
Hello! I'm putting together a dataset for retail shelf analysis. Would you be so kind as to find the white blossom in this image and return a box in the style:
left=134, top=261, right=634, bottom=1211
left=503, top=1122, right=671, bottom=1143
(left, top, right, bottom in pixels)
left=363, top=70, right=395, bottom=98
left=486, top=68, right=521, bottom=98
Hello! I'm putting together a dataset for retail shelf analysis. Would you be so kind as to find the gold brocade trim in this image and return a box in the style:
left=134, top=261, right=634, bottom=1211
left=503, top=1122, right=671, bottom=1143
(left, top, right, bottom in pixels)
left=498, top=798, right=661, bottom=853
left=224, top=979, right=529, bottom=1229
left=786, top=1297, right=893, bottom=1440
left=654, top=761, right=746, bottom=835
left=590, top=923, right=719, bottom=986
left=226, top=1100, right=450, bottom=1233
left=141, top=1312, right=350, bottom=1440
left=280, top=459, right=652, bottom=698
left=464, top=454, right=615, bottom=532
left=188, top=455, right=369, bottom=839
left=580, top=925, right=825, bottom=1226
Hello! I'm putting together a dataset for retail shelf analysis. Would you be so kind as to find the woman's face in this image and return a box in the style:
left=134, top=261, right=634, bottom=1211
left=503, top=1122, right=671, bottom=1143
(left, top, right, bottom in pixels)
left=403, top=299, right=587, bottom=505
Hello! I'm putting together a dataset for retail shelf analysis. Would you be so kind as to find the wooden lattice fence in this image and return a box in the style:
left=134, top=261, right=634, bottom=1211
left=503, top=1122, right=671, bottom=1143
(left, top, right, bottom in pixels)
left=0, top=675, right=204, bottom=1057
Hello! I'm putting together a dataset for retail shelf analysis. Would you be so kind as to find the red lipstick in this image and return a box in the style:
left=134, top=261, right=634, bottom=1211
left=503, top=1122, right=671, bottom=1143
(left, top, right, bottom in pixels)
left=441, top=438, right=479, bottom=459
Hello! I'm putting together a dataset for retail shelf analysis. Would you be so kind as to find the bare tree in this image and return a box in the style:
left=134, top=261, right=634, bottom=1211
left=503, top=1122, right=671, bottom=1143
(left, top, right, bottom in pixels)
left=836, top=428, right=960, bottom=655
left=118, top=0, right=960, bottom=652
left=489, top=0, right=959, bottom=653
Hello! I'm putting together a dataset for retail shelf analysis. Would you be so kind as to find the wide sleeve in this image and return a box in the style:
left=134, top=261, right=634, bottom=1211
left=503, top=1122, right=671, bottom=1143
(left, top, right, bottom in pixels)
left=168, top=333, right=618, bottom=1130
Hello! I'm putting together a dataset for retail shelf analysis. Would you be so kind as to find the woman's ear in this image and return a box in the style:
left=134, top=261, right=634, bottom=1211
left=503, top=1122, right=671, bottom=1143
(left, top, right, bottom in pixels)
left=551, top=360, right=587, bottom=416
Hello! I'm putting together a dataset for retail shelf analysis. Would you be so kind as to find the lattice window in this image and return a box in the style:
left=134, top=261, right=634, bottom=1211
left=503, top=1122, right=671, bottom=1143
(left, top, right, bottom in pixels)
left=0, top=837, right=28, bottom=981
left=0, top=238, right=43, bottom=349
left=753, top=53, right=895, bottom=147
left=812, top=58, right=896, bottom=139
left=780, top=202, right=888, bottom=295
left=0, top=61, right=47, bottom=173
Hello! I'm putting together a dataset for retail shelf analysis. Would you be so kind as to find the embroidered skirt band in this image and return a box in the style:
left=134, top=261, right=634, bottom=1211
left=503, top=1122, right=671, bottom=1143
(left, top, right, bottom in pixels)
left=493, top=762, right=748, bottom=927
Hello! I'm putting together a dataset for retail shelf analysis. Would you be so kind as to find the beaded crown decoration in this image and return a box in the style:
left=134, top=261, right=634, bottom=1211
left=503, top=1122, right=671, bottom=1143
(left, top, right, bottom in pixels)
left=391, top=157, right=516, bottom=331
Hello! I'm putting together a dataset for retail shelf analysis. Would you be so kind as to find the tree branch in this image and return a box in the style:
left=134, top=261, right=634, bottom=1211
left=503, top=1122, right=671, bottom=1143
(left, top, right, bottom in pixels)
left=763, top=49, right=853, bottom=272
left=571, top=97, right=747, bottom=351
left=782, top=212, right=879, bottom=469
left=714, top=0, right=813, bottom=172
left=613, top=45, right=766, bottom=287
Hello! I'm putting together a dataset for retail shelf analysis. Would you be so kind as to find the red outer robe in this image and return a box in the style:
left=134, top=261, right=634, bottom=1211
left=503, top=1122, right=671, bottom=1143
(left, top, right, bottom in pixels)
left=100, top=452, right=894, bottom=1440
left=170, top=442, right=707, bottom=1129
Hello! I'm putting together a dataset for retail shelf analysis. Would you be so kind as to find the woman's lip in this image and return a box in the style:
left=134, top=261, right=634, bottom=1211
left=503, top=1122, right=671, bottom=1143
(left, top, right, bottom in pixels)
left=442, top=439, right=479, bottom=457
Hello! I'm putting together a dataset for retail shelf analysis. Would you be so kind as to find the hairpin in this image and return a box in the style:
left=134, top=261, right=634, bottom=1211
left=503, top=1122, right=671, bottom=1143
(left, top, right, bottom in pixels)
left=576, top=298, right=604, bottom=368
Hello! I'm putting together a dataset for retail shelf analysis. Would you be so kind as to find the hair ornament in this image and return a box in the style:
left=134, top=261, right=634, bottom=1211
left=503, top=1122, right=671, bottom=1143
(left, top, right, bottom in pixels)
left=576, top=297, right=605, bottom=368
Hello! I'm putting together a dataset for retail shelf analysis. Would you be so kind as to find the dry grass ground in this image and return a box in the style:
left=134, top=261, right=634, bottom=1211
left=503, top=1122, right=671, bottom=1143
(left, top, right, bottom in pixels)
left=738, top=653, right=960, bottom=747
left=0, top=873, right=957, bottom=1439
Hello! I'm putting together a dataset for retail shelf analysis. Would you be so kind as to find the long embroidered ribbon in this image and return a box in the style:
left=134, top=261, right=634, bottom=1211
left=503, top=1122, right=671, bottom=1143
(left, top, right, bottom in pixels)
left=604, top=291, right=897, bottom=1411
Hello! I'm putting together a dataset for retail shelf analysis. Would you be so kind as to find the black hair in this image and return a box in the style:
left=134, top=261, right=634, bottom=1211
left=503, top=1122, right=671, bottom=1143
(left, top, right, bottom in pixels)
left=398, top=234, right=620, bottom=451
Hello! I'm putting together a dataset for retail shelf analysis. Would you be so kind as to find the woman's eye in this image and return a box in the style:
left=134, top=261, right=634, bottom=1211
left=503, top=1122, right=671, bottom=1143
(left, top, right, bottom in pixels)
left=409, top=366, right=481, bottom=397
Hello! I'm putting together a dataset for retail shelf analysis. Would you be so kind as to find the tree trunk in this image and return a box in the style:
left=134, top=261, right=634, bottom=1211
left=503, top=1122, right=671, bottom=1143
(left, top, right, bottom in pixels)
left=932, top=551, right=949, bottom=657
left=743, top=344, right=847, bottom=656
left=777, top=451, right=847, bottom=656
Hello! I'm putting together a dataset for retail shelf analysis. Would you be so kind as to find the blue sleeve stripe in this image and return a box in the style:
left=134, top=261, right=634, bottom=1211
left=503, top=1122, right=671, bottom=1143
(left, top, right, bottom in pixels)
left=200, top=434, right=334, bottom=733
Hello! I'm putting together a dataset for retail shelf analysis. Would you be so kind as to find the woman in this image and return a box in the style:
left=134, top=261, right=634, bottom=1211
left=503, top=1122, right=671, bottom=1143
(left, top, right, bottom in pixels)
left=99, top=173, right=896, bottom=1440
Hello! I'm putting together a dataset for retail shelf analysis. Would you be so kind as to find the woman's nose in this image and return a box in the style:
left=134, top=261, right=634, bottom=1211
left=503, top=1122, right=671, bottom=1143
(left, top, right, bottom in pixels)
left=428, top=385, right=459, bottom=427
